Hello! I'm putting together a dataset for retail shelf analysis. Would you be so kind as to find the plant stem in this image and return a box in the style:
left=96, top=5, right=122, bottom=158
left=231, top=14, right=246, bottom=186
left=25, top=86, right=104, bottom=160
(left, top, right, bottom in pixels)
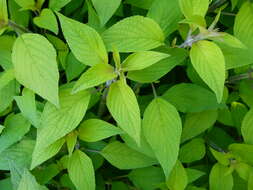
left=208, top=0, right=228, bottom=12
left=226, top=69, right=253, bottom=83
left=8, top=20, right=31, bottom=34
left=151, top=83, right=157, bottom=98
left=85, top=148, right=100, bottom=154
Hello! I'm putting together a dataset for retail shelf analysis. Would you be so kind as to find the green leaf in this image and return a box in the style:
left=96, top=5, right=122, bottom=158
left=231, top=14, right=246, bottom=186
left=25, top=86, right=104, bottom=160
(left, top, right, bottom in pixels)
left=12, top=33, right=59, bottom=107
left=121, top=51, right=169, bottom=71
left=162, top=83, right=222, bottom=113
left=14, top=0, right=36, bottom=11
left=143, top=98, right=182, bottom=178
left=72, top=63, right=117, bottom=93
left=179, top=138, right=206, bottom=163
left=186, top=168, right=206, bottom=184
left=0, top=0, right=8, bottom=28
left=234, top=2, right=253, bottom=50
left=91, top=0, right=121, bottom=26
left=68, top=150, right=95, bottom=190
left=78, top=119, right=123, bottom=142
left=66, top=131, right=77, bottom=155
left=31, top=88, right=90, bottom=168
left=31, top=138, right=65, bottom=169
left=127, top=48, right=188, bottom=83
left=9, top=0, right=30, bottom=27
left=102, top=16, right=165, bottom=52
left=239, top=80, right=253, bottom=108
left=211, top=33, right=246, bottom=49
left=106, top=80, right=141, bottom=144
left=229, top=143, right=253, bottom=165
left=242, top=109, right=253, bottom=144
left=181, top=110, right=218, bottom=143
left=179, top=0, right=209, bottom=19
left=101, top=141, right=157, bottom=169
left=125, top=0, right=154, bottom=9
left=0, top=114, right=30, bottom=153
left=17, top=169, right=46, bottom=190
left=210, top=148, right=232, bottom=166
left=0, top=69, right=15, bottom=90
left=57, top=13, right=108, bottom=66
left=33, top=9, right=58, bottom=35
left=147, top=0, right=182, bottom=36
left=0, top=140, right=34, bottom=170
left=49, top=0, right=70, bottom=11
left=166, top=161, right=188, bottom=190
left=14, top=88, right=39, bottom=127
left=66, top=52, right=86, bottom=82
left=190, top=40, right=226, bottom=103
left=209, top=163, right=233, bottom=190
left=128, top=166, right=165, bottom=190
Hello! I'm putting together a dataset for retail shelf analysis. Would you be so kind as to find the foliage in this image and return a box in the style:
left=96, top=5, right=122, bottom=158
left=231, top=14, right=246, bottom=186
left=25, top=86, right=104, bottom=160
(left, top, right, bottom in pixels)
left=0, top=0, right=253, bottom=189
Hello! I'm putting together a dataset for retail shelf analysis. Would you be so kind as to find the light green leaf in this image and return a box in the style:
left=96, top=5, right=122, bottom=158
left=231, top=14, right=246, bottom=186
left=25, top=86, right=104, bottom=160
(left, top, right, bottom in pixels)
left=57, top=13, right=108, bottom=66
left=49, top=0, right=70, bottom=11
left=14, top=88, right=39, bottom=127
left=162, top=83, right=222, bottom=113
left=101, top=141, right=157, bottom=169
left=242, top=109, right=253, bottom=144
left=0, top=69, right=15, bottom=90
left=147, top=0, right=182, bottom=36
left=179, top=138, right=206, bottom=163
left=14, top=0, right=36, bottom=10
left=102, top=16, right=165, bottom=52
left=229, top=143, right=253, bottom=165
left=0, top=0, right=8, bottom=28
left=31, top=88, right=90, bottom=168
left=166, top=161, right=188, bottom=190
left=190, top=40, right=226, bottom=102
left=179, top=0, right=209, bottom=19
left=210, top=148, right=232, bottom=166
left=72, top=63, right=117, bottom=93
left=127, top=48, right=188, bottom=83
left=18, top=169, right=46, bottom=190
left=128, top=166, right=165, bottom=190
left=234, top=2, right=253, bottom=50
left=9, top=0, right=30, bottom=28
left=209, top=163, right=233, bottom=190
left=91, top=0, right=121, bottom=26
left=78, top=119, right=123, bottom=142
left=66, top=131, right=77, bottom=155
left=121, top=51, right=169, bottom=71
left=143, top=98, right=182, bottom=178
left=12, top=33, right=59, bottom=107
left=106, top=80, right=141, bottom=144
left=31, top=138, right=65, bottom=169
left=181, top=110, right=218, bottom=143
left=33, top=9, right=58, bottom=34
left=211, top=33, right=246, bottom=49
left=68, top=150, right=95, bottom=190
left=0, top=114, right=30, bottom=153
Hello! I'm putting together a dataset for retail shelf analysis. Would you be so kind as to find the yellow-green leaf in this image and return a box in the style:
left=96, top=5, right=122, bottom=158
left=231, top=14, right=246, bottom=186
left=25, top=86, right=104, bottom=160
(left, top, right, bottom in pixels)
left=72, top=63, right=117, bottom=94
left=143, top=98, right=182, bottom=178
left=68, top=150, right=95, bottom=190
left=78, top=119, right=123, bottom=142
left=57, top=13, right=108, bottom=66
left=102, top=16, right=165, bottom=52
left=0, top=0, right=8, bottom=28
left=106, top=80, right=141, bottom=144
left=190, top=40, right=225, bottom=103
left=179, top=0, right=209, bottom=19
left=121, top=51, right=169, bottom=71
left=12, top=33, right=59, bottom=106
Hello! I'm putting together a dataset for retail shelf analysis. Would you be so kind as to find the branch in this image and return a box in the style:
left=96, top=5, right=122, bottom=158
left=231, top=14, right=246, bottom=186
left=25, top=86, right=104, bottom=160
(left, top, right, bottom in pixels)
left=8, top=20, right=31, bottom=34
